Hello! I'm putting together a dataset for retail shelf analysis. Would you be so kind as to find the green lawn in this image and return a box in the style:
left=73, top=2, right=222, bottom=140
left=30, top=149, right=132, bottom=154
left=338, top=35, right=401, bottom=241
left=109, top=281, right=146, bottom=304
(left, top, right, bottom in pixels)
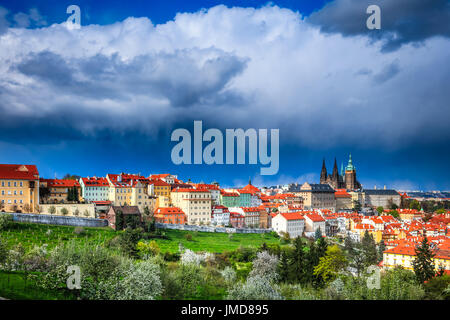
left=153, top=229, right=282, bottom=253
left=0, top=271, right=75, bottom=300
left=1, top=222, right=282, bottom=254
left=1, top=222, right=117, bottom=252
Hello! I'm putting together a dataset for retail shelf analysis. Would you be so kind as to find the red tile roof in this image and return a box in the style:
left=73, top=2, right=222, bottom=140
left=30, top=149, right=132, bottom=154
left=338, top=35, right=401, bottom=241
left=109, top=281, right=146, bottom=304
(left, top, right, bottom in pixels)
left=82, top=177, right=109, bottom=187
left=155, top=207, right=185, bottom=215
left=278, top=212, right=305, bottom=220
left=305, top=213, right=325, bottom=222
left=0, top=164, right=39, bottom=180
left=41, top=178, right=80, bottom=187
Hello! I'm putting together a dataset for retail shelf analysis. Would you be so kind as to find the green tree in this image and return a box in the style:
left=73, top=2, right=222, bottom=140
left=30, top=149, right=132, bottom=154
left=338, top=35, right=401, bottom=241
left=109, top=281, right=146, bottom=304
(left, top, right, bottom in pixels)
left=313, top=245, right=347, bottom=283
left=361, top=231, right=378, bottom=268
left=49, top=206, right=56, bottom=215
left=409, top=199, right=421, bottom=211
left=388, top=210, right=400, bottom=219
left=376, top=206, right=384, bottom=215
left=278, top=251, right=289, bottom=283
left=435, top=208, right=446, bottom=215
left=115, top=209, right=124, bottom=230
left=0, top=237, right=8, bottom=264
left=317, top=236, right=328, bottom=258
left=412, top=237, right=436, bottom=284
left=314, top=228, right=323, bottom=240
left=60, top=208, right=69, bottom=216
left=353, top=200, right=362, bottom=211
left=378, top=240, right=386, bottom=263
left=289, top=237, right=306, bottom=284
left=119, top=227, right=143, bottom=258
left=0, top=214, right=13, bottom=231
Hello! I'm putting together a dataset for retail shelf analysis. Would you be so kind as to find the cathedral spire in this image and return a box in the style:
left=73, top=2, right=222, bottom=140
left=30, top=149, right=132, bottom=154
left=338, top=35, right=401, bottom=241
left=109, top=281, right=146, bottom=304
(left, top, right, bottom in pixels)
left=332, top=157, right=339, bottom=179
left=248, top=177, right=252, bottom=185
left=320, top=158, right=327, bottom=183
left=340, top=162, right=344, bottom=177
left=346, top=153, right=355, bottom=171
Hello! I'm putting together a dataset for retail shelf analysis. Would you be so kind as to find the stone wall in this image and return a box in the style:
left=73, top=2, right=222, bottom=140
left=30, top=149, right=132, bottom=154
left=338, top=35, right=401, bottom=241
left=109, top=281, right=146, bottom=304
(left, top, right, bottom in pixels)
left=1, top=212, right=108, bottom=228
left=39, top=203, right=96, bottom=218
left=155, top=223, right=272, bottom=234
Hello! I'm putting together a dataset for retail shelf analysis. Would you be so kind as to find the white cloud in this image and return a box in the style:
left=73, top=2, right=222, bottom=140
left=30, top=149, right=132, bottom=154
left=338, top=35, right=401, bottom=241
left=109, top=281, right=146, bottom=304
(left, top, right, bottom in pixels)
left=0, top=4, right=448, bottom=150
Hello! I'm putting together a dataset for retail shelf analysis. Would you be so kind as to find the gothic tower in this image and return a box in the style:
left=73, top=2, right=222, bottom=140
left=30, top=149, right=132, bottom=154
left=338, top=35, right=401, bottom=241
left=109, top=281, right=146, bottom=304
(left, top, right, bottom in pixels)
left=344, top=153, right=360, bottom=190
left=320, top=159, right=327, bottom=184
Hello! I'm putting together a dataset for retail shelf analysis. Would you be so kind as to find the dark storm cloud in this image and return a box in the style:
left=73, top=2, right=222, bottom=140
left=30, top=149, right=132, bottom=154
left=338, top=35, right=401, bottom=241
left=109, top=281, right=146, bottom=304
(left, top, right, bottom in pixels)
left=308, top=0, right=450, bottom=51
left=15, top=49, right=248, bottom=107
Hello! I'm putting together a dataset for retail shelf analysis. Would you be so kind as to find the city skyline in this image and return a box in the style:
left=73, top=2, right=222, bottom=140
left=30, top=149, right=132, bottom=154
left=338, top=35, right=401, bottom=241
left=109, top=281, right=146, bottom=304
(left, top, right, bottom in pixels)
left=0, top=1, right=449, bottom=190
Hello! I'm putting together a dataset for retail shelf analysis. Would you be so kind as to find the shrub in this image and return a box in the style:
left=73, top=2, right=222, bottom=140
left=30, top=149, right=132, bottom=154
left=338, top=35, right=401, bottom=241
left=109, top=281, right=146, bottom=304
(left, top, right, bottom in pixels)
left=220, top=266, right=237, bottom=285
left=185, top=233, right=193, bottom=241
left=73, top=227, right=85, bottom=235
left=0, top=214, right=13, bottom=231
left=48, top=206, right=56, bottom=214
left=249, top=251, right=279, bottom=282
left=227, top=275, right=283, bottom=300
left=60, top=208, right=69, bottom=216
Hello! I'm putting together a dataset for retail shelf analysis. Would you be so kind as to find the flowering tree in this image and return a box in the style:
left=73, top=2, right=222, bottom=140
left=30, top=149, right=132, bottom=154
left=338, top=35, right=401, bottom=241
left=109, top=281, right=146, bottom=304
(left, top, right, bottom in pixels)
left=221, top=266, right=237, bottom=285
left=180, top=249, right=214, bottom=266
left=249, top=251, right=279, bottom=282
left=117, top=260, right=163, bottom=300
left=227, top=275, right=283, bottom=300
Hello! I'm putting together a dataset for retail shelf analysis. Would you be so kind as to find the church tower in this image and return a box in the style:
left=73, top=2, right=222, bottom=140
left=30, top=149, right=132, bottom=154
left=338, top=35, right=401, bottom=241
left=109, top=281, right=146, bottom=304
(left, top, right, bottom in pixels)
left=344, top=153, right=359, bottom=190
left=320, top=159, right=327, bottom=184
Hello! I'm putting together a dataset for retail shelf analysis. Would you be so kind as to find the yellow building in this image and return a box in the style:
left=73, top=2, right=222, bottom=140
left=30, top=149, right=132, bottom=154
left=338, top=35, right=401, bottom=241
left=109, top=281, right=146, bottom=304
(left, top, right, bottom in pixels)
left=383, top=241, right=450, bottom=271
left=298, top=182, right=336, bottom=210
left=149, top=179, right=171, bottom=197
left=171, top=188, right=212, bottom=225
left=0, top=164, right=39, bottom=213
left=39, top=178, right=81, bottom=204
left=107, top=178, right=156, bottom=213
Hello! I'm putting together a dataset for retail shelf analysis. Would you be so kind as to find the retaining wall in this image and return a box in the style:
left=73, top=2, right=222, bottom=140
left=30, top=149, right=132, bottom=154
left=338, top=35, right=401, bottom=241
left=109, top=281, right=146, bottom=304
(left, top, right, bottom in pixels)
left=0, top=212, right=108, bottom=228
left=155, top=223, right=272, bottom=234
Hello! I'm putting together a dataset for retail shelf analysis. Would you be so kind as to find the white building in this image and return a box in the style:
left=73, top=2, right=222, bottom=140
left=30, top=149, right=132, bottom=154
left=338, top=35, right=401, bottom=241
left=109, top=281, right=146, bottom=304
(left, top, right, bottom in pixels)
left=272, top=212, right=305, bottom=239
left=79, top=177, right=109, bottom=203
left=211, top=205, right=230, bottom=226
left=304, top=213, right=326, bottom=235
left=228, top=207, right=260, bottom=228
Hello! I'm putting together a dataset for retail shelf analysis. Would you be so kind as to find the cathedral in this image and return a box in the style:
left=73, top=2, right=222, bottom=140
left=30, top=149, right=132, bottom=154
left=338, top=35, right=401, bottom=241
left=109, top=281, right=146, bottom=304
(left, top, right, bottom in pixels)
left=320, top=154, right=361, bottom=191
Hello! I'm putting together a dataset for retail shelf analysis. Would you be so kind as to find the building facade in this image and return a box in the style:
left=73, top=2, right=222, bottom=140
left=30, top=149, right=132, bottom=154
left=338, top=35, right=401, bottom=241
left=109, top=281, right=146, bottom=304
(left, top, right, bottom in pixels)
left=171, top=188, right=212, bottom=225
left=0, top=164, right=39, bottom=213
left=320, top=154, right=361, bottom=191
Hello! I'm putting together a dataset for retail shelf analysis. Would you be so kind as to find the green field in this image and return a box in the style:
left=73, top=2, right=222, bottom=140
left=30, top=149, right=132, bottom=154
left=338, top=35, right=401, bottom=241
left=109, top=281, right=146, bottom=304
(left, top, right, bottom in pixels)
left=153, top=229, right=282, bottom=253
left=0, top=222, right=117, bottom=252
left=1, top=222, right=282, bottom=254
left=0, top=271, right=75, bottom=300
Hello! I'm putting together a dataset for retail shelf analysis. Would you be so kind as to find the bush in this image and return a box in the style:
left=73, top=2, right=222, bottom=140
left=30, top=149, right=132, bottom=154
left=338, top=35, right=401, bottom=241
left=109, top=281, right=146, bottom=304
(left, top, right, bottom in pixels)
left=249, top=251, right=279, bottom=282
left=0, top=214, right=13, bottom=231
left=184, top=234, right=193, bottom=241
left=163, top=251, right=180, bottom=262
left=227, top=275, right=283, bottom=300
left=424, top=275, right=450, bottom=300
left=73, top=227, right=85, bottom=235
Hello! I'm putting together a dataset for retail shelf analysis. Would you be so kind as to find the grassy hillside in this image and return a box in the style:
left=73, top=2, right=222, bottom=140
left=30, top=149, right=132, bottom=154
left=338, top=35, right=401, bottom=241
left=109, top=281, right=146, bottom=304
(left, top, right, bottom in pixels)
left=1, top=222, right=281, bottom=253
left=153, top=229, right=281, bottom=253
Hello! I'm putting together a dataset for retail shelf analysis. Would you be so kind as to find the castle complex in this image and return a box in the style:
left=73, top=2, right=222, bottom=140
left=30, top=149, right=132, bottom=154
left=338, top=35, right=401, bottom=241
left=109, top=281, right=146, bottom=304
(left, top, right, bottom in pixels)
left=320, top=154, right=361, bottom=191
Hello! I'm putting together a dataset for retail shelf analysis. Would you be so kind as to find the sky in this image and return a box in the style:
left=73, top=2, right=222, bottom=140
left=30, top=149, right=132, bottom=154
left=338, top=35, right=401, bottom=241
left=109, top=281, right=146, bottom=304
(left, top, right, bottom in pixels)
left=0, top=0, right=449, bottom=190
